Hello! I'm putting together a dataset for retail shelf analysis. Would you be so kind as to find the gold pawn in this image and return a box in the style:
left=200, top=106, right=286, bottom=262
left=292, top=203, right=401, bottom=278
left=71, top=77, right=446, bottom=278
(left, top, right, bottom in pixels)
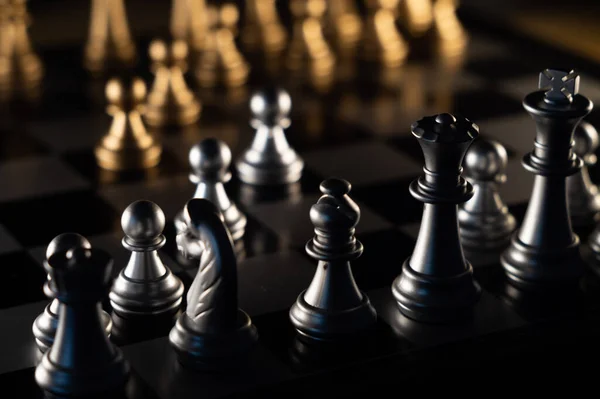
left=401, top=0, right=434, bottom=37
left=170, top=0, right=207, bottom=53
left=94, top=78, right=162, bottom=171
left=432, top=0, right=467, bottom=58
left=287, top=0, right=335, bottom=89
left=145, top=39, right=201, bottom=128
left=84, top=0, right=136, bottom=75
left=241, top=0, right=287, bottom=55
left=327, top=0, right=362, bottom=51
left=195, top=3, right=249, bottom=88
left=360, top=0, right=408, bottom=68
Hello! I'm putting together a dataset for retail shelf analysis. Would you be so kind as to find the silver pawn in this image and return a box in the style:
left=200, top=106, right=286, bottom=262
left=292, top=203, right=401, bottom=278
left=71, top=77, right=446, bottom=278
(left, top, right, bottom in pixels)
left=568, top=121, right=600, bottom=227
left=175, top=138, right=247, bottom=259
left=458, top=138, right=517, bottom=250
left=32, top=233, right=112, bottom=352
left=110, top=200, right=184, bottom=318
left=235, top=87, right=304, bottom=185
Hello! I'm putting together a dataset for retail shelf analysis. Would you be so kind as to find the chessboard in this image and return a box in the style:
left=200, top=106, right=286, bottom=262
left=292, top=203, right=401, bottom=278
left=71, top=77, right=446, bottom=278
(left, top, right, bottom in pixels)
left=2, top=1, right=600, bottom=397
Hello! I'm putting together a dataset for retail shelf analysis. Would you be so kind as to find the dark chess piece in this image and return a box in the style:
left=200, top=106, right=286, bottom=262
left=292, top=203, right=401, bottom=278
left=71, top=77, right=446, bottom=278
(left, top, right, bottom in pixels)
left=568, top=120, right=600, bottom=227
left=32, top=233, right=112, bottom=353
left=458, top=138, right=517, bottom=251
left=175, top=138, right=246, bottom=259
left=35, top=246, right=130, bottom=397
left=289, top=178, right=377, bottom=341
left=109, top=200, right=184, bottom=318
left=169, top=199, right=258, bottom=370
left=235, top=87, right=304, bottom=185
left=391, top=113, right=481, bottom=323
left=501, top=69, right=592, bottom=288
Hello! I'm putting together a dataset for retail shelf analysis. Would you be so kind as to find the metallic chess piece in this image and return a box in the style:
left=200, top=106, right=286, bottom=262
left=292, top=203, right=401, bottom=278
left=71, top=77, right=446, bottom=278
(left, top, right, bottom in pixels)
left=392, top=113, right=481, bottom=323
left=170, top=0, right=208, bottom=54
left=109, top=200, right=184, bottom=318
left=359, top=0, right=408, bottom=68
left=401, top=0, right=434, bottom=37
left=235, top=87, right=304, bottom=185
left=287, top=0, right=335, bottom=89
left=242, top=0, right=287, bottom=55
left=568, top=121, right=600, bottom=227
left=145, top=39, right=201, bottom=128
left=32, top=233, right=112, bottom=353
left=432, top=0, right=468, bottom=57
left=195, top=3, right=249, bottom=88
left=290, top=178, right=377, bottom=341
left=458, top=138, right=517, bottom=250
left=35, top=246, right=130, bottom=398
left=175, top=138, right=246, bottom=255
left=94, top=77, right=162, bottom=171
left=0, top=0, right=43, bottom=102
left=501, top=69, right=592, bottom=288
left=84, top=0, right=136, bottom=75
left=169, top=199, right=258, bottom=370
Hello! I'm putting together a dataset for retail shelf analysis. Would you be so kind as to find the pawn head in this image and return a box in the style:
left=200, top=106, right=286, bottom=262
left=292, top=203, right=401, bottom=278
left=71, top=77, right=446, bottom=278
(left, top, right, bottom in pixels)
left=290, top=0, right=326, bottom=18
left=121, top=200, right=165, bottom=242
left=250, top=87, right=291, bottom=127
left=149, top=39, right=188, bottom=65
left=106, top=77, right=147, bottom=110
left=189, top=138, right=232, bottom=181
left=310, top=178, right=360, bottom=230
left=572, top=121, right=599, bottom=162
left=46, top=233, right=91, bottom=260
left=463, top=138, right=508, bottom=182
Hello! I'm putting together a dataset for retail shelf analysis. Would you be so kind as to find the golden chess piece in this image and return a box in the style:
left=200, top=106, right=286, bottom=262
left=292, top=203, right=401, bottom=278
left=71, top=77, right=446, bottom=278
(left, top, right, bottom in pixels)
left=326, top=0, right=362, bottom=51
left=84, top=0, right=136, bottom=75
left=145, top=39, right=201, bottom=128
left=242, top=0, right=287, bottom=55
left=401, top=0, right=434, bottom=37
left=287, top=0, right=335, bottom=91
left=360, top=0, right=408, bottom=68
left=95, top=77, right=162, bottom=171
left=195, top=2, right=249, bottom=88
left=431, top=0, right=467, bottom=57
left=170, top=0, right=208, bottom=54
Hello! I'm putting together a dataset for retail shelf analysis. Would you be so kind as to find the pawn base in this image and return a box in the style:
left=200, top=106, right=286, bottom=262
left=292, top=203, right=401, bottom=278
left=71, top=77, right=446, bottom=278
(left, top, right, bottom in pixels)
left=35, top=347, right=129, bottom=398
left=109, top=269, right=184, bottom=319
left=392, top=259, right=481, bottom=323
left=169, top=309, right=258, bottom=371
left=94, top=144, right=162, bottom=172
left=32, top=302, right=113, bottom=353
left=145, top=100, right=201, bottom=128
left=289, top=292, right=377, bottom=341
left=458, top=208, right=517, bottom=251
left=235, top=157, right=304, bottom=186
left=500, top=233, right=584, bottom=288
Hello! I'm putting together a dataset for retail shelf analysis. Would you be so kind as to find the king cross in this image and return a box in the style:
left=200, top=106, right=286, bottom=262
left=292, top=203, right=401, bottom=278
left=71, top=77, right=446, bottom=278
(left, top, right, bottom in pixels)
left=539, top=69, right=580, bottom=104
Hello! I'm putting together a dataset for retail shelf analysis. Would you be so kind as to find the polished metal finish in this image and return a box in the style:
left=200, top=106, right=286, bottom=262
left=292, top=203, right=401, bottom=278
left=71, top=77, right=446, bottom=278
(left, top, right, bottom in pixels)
left=458, top=138, right=517, bottom=250
left=32, top=233, right=112, bottom=353
left=175, top=138, right=246, bottom=258
left=169, top=199, right=257, bottom=370
left=392, top=113, right=481, bottom=323
left=235, top=87, right=304, bottom=185
left=290, top=178, right=376, bottom=341
left=109, top=200, right=184, bottom=318
left=35, top=246, right=130, bottom=398
left=501, top=69, right=592, bottom=288
left=568, top=121, right=600, bottom=227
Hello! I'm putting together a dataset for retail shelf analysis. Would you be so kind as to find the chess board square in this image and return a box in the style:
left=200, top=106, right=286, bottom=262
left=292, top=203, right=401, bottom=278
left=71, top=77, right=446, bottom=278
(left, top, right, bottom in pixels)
left=121, top=336, right=294, bottom=399
left=465, top=57, right=539, bottom=80
left=0, top=190, right=119, bottom=247
left=303, top=141, right=422, bottom=188
left=352, top=178, right=423, bottom=226
left=0, top=156, right=89, bottom=203
left=62, top=147, right=187, bottom=187
left=237, top=251, right=315, bottom=317
left=370, top=286, right=527, bottom=348
left=0, top=252, right=47, bottom=309
left=0, top=224, right=23, bottom=255
left=464, top=35, right=513, bottom=61
left=252, top=309, right=411, bottom=375
left=0, top=126, right=47, bottom=161
left=352, top=229, right=416, bottom=291
left=478, top=114, right=536, bottom=155
left=452, top=89, right=524, bottom=121
left=27, top=113, right=110, bottom=154
left=246, top=194, right=393, bottom=250
left=0, top=301, right=46, bottom=374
